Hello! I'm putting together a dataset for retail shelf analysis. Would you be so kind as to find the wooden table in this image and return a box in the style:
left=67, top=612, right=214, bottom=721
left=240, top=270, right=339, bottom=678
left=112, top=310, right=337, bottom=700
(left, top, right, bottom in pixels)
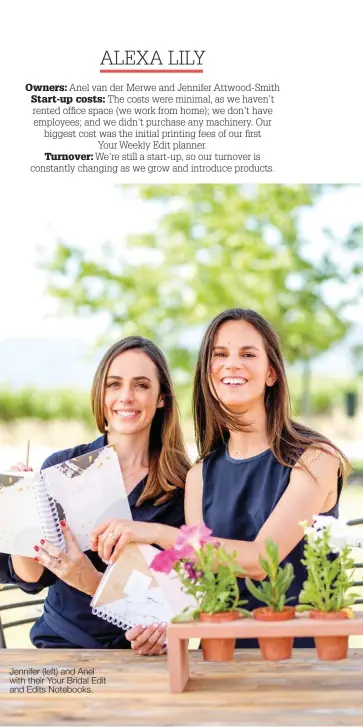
left=0, top=649, right=363, bottom=726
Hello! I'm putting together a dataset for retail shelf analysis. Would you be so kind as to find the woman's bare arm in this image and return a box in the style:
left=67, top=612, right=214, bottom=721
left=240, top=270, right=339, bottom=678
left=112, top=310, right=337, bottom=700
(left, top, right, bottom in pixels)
left=184, top=448, right=339, bottom=580
left=184, top=461, right=204, bottom=524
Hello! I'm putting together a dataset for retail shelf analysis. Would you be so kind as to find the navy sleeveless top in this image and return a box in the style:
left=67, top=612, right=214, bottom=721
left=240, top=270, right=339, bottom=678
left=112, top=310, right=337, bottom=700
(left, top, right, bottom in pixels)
left=202, top=446, right=342, bottom=648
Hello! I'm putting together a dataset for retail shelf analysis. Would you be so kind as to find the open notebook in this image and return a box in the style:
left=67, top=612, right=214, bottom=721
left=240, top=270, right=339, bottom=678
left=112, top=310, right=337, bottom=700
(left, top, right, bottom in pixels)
left=91, top=543, right=195, bottom=629
left=0, top=445, right=131, bottom=556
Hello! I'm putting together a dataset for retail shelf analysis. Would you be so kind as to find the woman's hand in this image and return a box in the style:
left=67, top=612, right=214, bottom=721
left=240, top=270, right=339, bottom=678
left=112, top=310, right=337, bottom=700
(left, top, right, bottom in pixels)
left=125, top=623, right=167, bottom=656
left=90, top=519, right=163, bottom=564
left=33, top=522, right=102, bottom=596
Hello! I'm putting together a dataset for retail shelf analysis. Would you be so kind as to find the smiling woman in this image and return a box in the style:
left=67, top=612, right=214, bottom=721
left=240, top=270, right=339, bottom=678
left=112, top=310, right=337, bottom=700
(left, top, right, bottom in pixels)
left=186, top=308, right=351, bottom=648
left=1, top=336, right=190, bottom=653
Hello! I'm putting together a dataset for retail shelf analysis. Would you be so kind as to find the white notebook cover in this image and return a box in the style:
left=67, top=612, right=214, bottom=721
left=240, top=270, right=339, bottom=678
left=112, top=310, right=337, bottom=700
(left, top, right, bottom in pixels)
left=42, top=444, right=131, bottom=552
left=91, top=542, right=195, bottom=629
left=0, top=445, right=131, bottom=556
left=0, top=472, right=44, bottom=555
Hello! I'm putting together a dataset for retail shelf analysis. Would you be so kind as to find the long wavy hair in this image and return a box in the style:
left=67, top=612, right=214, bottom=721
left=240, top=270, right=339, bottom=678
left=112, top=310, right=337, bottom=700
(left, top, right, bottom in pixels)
left=193, top=309, right=351, bottom=481
left=91, top=336, right=190, bottom=505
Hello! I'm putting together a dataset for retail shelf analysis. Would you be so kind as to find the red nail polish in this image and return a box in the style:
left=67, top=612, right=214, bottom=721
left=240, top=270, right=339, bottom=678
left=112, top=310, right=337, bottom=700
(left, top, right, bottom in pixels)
left=33, top=545, right=39, bottom=552
left=40, top=539, right=45, bottom=545
left=34, top=557, right=39, bottom=562
left=60, top=520, right=66, bottom=527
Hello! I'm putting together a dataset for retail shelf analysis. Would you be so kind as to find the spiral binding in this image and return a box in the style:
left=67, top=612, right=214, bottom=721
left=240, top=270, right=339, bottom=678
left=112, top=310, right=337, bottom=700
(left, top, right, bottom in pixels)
left=33, top=472, right=66, bottom=551
left=91, top=606, right=154, bottom=631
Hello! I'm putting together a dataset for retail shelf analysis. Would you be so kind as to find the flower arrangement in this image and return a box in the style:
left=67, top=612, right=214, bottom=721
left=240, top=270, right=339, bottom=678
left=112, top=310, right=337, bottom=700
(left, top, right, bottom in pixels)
left=150, top=523, right=250, bottom=619
left=298, top=516, right=359, bottom=614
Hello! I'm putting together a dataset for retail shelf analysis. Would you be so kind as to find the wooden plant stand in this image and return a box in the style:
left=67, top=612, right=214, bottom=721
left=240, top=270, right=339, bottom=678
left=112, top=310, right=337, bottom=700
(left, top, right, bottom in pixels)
left=166, top=611, right=363, bottom=692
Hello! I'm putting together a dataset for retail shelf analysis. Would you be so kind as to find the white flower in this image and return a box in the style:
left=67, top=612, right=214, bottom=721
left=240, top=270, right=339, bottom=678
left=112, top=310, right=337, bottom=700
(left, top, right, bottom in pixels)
left=312, top=515, right=345, bottom=533
left=305, top=515, right=363, bottom=552
left=303, top=525, right=319, bottom=541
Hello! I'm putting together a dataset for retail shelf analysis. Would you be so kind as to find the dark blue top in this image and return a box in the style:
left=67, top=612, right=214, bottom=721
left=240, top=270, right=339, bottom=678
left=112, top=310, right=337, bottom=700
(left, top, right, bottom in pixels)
left=203, top=445, right=342, bottom=648
left=0, top=434, right=185, bottom=649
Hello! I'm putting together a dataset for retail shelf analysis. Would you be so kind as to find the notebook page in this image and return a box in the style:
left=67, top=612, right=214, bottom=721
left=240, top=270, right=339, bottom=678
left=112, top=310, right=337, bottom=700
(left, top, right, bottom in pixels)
left=43, top=445, right=131, bottom=552
left=0, top=472, right=44, bottom=556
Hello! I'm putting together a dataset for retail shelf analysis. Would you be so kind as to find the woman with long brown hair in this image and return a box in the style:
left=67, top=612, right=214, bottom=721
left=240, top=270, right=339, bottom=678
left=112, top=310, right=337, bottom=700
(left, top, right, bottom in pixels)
left=101, top=309, right=349, bottom=647
left=188, top=307, right=350, bottom=646
left=3, top=336, right=190, bottom=652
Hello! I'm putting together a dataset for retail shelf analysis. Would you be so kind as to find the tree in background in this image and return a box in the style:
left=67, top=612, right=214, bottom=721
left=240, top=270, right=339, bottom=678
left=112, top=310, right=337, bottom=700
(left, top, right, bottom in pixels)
left=41, top=185, right=362, bottom=418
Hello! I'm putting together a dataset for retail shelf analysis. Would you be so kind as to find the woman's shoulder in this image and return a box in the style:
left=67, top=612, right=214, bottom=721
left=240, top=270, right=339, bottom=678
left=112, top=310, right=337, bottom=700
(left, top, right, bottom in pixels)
left=186, top=459, right=204, bottom=483
left=41, top=434, right=107, bottom=470
left=292, top=442, right=341, bottom=482
left=185, top=449, right=223, bottom=487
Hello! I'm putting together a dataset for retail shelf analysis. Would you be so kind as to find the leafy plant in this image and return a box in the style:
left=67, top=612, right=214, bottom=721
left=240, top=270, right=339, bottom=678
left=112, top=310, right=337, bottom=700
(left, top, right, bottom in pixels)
left=150, top=524, right=250, bottom=619
left=297, top=521, right=359, bottom=612
left=245, top=539, right=295, bottom=612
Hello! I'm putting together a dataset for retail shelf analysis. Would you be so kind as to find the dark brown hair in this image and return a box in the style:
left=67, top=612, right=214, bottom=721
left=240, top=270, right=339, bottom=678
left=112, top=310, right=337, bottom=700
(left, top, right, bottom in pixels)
left=91, top=336, right=190, bottom=505
left=193, top=309, right=351, bottom=481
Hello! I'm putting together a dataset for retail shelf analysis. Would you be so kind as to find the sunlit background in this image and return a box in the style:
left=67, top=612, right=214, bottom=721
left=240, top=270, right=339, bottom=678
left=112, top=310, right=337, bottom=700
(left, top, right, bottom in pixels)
left=1, top=183, right=362, bottom=646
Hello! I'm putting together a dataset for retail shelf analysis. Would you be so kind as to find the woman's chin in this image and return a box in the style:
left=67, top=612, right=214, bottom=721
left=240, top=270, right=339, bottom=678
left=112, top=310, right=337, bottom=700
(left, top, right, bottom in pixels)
left=110, top=418, right=142, bottom=435
left=219, top=395, right=257, bottom=413
left=219, top=395, right=250, bottom=410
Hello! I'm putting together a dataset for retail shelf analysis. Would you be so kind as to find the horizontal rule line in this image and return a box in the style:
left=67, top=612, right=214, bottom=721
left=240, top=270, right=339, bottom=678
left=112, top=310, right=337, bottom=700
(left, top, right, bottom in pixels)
left=100, top=69, right=204, bottom=74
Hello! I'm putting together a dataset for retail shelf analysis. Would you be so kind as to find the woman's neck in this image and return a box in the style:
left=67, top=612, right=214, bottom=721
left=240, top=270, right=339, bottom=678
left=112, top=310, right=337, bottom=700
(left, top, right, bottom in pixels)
left=227, top=401, right=270, bottom=459
left=106, top=429, right=149, bottom=472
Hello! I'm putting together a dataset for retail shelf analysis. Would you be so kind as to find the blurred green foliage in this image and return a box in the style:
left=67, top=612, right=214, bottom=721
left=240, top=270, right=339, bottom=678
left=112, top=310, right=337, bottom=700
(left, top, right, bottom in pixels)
left=40, top=185, right=363, bottom=385
left=293, top=390, right=333, bottom=416
left=288, top=375, right=359, bottom=418
left=0, top=388, right=93, bottom=424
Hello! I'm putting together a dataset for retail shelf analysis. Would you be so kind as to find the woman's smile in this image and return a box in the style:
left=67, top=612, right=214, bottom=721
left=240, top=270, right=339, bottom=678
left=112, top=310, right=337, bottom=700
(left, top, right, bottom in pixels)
left=113, top=409, right=140, bottom=419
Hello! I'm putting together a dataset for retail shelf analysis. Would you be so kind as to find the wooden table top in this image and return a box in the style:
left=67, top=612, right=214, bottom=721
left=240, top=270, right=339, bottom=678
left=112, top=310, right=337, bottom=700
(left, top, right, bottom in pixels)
left=0, top=648, right=363, bottom=726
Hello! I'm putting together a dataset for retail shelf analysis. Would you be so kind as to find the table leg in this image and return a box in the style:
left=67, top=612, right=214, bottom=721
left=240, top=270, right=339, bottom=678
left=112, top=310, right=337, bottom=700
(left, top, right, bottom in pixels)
left=167, top=636, right=189, bottom=693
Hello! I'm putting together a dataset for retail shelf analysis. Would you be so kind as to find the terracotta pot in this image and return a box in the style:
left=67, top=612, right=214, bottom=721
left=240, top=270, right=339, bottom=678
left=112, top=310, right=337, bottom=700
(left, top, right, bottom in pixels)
left=199, top=611, right=239, bottom=662
left=253, top=606, right=296, bottom=661
left=309, top=610, right=349, bottom=661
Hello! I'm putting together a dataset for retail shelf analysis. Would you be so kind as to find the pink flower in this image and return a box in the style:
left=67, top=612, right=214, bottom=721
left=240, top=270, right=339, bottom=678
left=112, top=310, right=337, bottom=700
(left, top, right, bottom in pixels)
left=175, top=523, right=215, bottom=553
left=150, top=524, right=215, bottom=575
left=150, top=548, right=180, bottom=574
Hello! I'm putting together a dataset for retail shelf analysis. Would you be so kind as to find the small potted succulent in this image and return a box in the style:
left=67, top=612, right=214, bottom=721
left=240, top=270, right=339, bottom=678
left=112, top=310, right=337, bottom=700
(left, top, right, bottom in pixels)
left=150, top=524, right=250, bottom=662
left=245, top=539, right=295, bottom=661
left=297, top=516, right=359, bottom=660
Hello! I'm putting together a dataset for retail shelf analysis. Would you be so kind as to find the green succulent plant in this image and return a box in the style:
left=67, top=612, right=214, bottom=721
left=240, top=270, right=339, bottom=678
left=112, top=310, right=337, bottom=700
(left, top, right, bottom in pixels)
left=245, top=539, right=295, bottom=612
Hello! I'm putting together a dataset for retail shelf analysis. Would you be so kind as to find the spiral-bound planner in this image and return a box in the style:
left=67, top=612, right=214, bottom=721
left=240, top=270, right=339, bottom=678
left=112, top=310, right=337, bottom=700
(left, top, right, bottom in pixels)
left=0, top=445, right=131, bottom=557
left=91, top=543, right=195, bottom=630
